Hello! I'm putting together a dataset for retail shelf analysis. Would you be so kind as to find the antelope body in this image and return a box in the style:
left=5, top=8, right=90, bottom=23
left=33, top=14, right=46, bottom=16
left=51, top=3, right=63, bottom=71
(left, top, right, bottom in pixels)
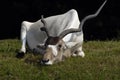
left=17, top=0, right=107, bottom=65
left=19, top=9, right=82, bottom=55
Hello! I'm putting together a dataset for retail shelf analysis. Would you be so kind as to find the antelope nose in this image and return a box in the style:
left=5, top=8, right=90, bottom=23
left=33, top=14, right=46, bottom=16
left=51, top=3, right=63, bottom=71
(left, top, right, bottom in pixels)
left=41, top=59, right=49, bottom=63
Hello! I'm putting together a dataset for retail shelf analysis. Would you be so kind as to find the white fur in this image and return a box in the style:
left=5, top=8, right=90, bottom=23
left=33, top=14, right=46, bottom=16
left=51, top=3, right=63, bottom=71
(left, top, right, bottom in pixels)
left=78, top=51, right=85, bottom=57
left=41, top=60, right=53, bottom=65
left=48, top=45, right=58, bottom=56
left=45, top=61, right=53, bottom=65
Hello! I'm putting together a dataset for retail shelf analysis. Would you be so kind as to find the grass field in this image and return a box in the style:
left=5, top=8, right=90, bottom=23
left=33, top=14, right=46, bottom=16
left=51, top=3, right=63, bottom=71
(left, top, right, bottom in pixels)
left=0, top=39, right=120, bottom=80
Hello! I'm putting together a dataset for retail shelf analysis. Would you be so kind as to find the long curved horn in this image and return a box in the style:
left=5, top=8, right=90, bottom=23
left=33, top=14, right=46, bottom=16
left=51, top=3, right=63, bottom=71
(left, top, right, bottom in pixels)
left=79, top=0, right=107, bottom=31
left=40, top=15, right=60, bottom=46
left=41, top=15, right=50, bottom=37
left=59, top=0, right=107, bottom=39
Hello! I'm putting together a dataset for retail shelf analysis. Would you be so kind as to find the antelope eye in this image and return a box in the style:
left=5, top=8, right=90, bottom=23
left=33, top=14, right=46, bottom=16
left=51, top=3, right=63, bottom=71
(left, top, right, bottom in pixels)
left=58, top=44, right=62, bottom=48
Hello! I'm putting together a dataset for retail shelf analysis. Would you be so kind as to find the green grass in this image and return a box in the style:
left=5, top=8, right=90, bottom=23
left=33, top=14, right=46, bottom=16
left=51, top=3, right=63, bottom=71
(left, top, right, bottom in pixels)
left=0, top=39, right=120, bottom=80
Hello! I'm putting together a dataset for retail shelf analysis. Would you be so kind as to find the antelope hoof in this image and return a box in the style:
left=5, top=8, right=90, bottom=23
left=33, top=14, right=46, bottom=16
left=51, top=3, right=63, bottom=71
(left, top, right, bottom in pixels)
left=16, top=51, right=25, bottom=58
left=72, top=51, right=85, bottom=57
left=78, top=51, right=85, bottom=58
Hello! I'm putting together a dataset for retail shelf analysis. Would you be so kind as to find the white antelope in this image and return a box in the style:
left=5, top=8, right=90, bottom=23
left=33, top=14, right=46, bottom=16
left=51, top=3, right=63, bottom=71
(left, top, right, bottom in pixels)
left=17, top=0, right=107, bottom=65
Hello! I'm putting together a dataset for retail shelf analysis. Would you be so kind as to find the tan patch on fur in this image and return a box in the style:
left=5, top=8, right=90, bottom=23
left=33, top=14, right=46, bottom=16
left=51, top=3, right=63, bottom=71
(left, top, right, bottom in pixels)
left=42, top=48, right=54, bottom=61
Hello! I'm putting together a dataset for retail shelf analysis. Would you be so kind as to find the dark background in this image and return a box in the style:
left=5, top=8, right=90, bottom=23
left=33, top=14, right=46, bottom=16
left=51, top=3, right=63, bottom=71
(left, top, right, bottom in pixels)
left=1, top=0, right=120, bottom=41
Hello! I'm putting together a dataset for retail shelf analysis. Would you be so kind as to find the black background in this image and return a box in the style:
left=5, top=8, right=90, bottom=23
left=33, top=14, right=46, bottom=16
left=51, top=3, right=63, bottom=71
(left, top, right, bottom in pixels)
left=1, top=0, right=120, bottom=40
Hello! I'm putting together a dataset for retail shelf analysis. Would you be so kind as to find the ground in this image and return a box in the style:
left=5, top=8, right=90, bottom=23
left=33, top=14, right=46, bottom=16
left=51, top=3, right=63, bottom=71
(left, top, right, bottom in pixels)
left=0, top=39, right=120, bottom=80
